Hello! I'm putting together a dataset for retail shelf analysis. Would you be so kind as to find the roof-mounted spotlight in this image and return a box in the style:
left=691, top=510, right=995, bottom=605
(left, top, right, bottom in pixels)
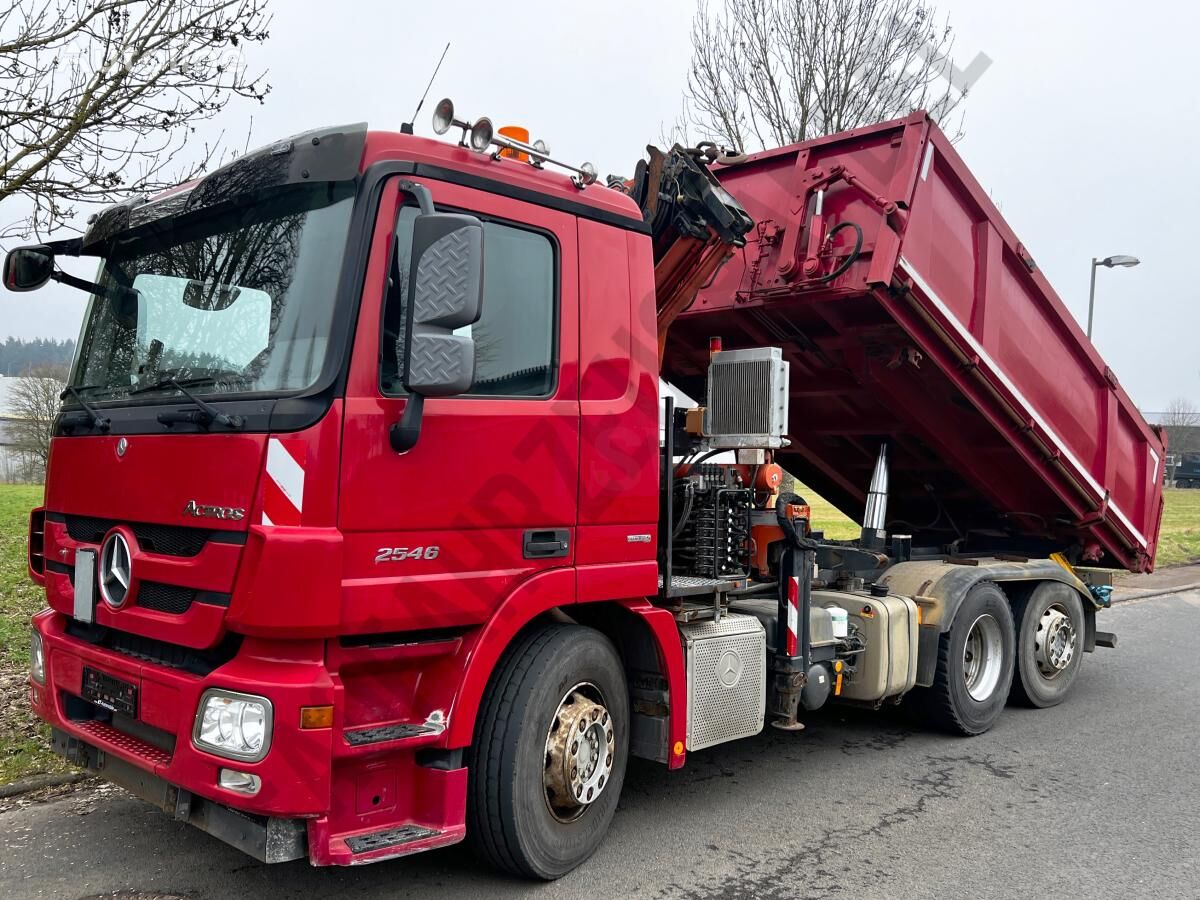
left=577, top=161, right=598, bottom=188
left=485, top=129, right=597, bottom=188
left=431, top=98, right=600, bottom=190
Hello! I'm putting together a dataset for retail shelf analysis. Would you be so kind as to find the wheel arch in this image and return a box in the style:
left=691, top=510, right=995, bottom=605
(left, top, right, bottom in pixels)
left=880, top=558, right=1094, bottom=631
left=879, top=558, right=1097, bottom=688
left=445, top=581, right=686, bottom=767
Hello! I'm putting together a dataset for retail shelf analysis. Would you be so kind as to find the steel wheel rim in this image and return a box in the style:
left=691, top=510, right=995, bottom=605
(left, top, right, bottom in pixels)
left=543, top=682, right=615, bottom=823
left=1034, top=603, right=1076, bottom=678
left=963, top=614, right=1004, bottom=701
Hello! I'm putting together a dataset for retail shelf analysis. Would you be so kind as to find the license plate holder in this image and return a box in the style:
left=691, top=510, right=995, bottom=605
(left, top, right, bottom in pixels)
left=82, top=666, right=138, bottom=717
left=73, top=549, right=96, bottom=624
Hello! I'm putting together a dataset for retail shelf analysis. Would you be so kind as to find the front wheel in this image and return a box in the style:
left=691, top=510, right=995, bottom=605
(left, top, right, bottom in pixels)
left=1009, top=582, right=1085, bottom=708
left=915, top=582, right=1015, bottom=735
left=468, top=624, right=629, bottom=880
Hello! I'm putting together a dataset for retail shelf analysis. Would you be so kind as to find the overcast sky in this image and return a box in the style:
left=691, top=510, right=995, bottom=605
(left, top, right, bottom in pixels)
left=3, top=0, right=1197, bottom=413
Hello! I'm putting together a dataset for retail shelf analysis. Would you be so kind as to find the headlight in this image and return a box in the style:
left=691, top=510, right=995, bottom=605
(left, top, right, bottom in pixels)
left=193, top=689, right=273, bottom=762
left=30, top=630, right=45, bottom=684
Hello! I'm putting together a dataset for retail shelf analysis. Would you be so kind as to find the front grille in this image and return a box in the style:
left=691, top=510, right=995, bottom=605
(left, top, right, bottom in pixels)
left=65, top=620, right=242, bottom=676
left=137, top=582, right=196, bottom=614
left=134, top=583, right=231, bottom=615
left=29, top=509, right=46, bottom=575
left=62, top=515, right=238, bottom=557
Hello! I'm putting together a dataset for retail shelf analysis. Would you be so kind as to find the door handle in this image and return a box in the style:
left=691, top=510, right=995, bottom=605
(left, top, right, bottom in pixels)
left=523, top=529, right=570, bottom=559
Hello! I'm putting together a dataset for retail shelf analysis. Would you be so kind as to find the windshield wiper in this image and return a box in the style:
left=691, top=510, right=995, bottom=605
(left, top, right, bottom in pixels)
left=129, top=376, right=244, bottom=430
left=51, top=269, right=138, bottom=304
left=60, top=384, right=111, bottom=431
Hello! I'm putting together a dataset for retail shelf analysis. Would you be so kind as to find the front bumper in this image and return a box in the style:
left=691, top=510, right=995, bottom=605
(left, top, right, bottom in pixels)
left=51, top=729, right=308, bottom=862
left=29, top=609, right=469, bottom=866
left=30, top=609, right=334, bottom=819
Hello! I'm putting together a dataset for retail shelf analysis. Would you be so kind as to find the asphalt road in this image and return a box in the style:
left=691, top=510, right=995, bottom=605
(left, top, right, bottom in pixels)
left=3, top=592, right=1199, bottom=900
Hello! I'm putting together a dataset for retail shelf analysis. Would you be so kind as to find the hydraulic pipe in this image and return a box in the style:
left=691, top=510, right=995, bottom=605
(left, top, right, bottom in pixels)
left=861, top=444, right=889, bottom=549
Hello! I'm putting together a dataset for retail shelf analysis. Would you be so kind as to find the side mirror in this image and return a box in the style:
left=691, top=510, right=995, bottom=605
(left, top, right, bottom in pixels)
left=390, top=205, right=484, bottom=453
left=402, top=213, right=484, bottom=395
left=3, top=245, right=55, bottom=292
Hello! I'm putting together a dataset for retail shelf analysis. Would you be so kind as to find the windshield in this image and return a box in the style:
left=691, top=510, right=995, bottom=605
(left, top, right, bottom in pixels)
left=70, top=183, right=355, bottom=401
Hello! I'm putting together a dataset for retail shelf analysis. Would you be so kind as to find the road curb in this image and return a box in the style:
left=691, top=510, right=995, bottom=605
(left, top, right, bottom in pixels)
left=1111, top=582, right=1200, bottom=604
left=0, top=771, right=88, bottom=800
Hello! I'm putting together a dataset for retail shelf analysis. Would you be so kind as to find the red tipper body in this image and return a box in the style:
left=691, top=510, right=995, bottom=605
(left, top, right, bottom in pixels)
left=669, top=112, right=1163, bottom=573
left=22, top=111, right=1163, bottom=870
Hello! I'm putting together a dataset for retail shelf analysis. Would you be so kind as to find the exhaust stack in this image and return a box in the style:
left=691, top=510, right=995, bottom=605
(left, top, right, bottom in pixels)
left=860, top=444, right=889, bottom=549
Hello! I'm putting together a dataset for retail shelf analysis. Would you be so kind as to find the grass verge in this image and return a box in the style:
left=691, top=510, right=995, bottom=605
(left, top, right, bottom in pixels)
left=0, top=483, right=69, bottom=784
left=1155, top=489, right=1200, bottom=567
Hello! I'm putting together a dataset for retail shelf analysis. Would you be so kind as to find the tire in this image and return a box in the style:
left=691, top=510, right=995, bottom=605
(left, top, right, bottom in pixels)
left=1008, top=582, right=1085, bottom=708
left=467, top=624, right=629, bottom=880
left=916, top=582, right=1015, bottom=735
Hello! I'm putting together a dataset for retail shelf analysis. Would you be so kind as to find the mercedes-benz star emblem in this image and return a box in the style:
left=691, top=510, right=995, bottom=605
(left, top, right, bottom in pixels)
left=99, top=532, right=132, bottom=608
left=717, top=649, right=744, bottom=688
left=116, top=437, right=127, bottom=457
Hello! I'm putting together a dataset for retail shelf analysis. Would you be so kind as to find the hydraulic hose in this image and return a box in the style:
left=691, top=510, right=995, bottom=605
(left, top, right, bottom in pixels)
left=813, top=221, right=864, bottom=284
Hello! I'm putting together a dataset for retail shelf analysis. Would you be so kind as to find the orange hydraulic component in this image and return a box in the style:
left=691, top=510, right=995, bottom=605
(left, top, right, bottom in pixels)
left=783, top=502, right=811, bottom=524
left=655, top=236, right=735, bottom=366
left=750, top=500, right=811, bottom=575
left=750, top=519, right=784, bottom=575
left=498, top=125, right=530, bottom=162
left=754, top=463, right=784, bottom=494
left=724, top=462, right=784, bottom=498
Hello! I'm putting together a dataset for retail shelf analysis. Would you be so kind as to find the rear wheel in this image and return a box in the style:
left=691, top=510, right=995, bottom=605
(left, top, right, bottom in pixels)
left=1009, top=582, right=1085, bottom=708
left=468, top=624, right=629, bottom=880
left=917, top=582, right=1015, bottom=735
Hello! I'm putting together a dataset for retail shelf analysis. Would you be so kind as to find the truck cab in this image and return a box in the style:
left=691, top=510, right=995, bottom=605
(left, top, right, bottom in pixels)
left=18, top=121, right=668, bottom=871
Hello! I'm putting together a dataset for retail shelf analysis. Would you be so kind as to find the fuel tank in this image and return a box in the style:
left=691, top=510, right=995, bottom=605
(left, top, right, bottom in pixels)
left=816, top=589, right=918, bottom=702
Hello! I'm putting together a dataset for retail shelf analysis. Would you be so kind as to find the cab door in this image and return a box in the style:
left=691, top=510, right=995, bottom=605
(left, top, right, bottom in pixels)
left=339, top=176, right=579, bottom=634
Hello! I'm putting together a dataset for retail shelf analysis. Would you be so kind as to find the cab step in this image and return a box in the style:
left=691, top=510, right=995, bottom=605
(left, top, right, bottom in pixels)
left=346, top=824, right=439, bottom=854
left=336, top=713, right=447, bottom=759
left=344, top=723, right=440, bottom=746
left=321, top=821, right=466, bottom=865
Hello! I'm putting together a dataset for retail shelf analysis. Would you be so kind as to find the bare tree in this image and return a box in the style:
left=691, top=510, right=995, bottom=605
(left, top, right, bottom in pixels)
left=0, top=0, right=272, bottom=240
left=8, top=364, right=67, bottom=481
left=1162, top=397, right=1200, bottom=485
left=678, top=0, right=969, bottom=152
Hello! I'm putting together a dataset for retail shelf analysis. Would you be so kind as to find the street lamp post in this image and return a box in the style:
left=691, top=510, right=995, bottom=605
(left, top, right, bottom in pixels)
left=1087, top=254, right=1140, bottom=339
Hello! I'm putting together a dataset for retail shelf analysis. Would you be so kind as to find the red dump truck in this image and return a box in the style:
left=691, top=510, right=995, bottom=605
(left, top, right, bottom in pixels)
left=6, top=101, right=1163, bottom=879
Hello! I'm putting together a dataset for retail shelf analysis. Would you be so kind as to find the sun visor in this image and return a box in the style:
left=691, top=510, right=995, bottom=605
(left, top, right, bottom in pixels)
left=80, top=122, right=368, bottom=251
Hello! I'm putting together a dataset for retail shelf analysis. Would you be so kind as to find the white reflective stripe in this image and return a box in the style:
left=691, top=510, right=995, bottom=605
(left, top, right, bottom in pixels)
left=1109, top=502, right=1142, bottom=545
left=266, top=438, right=305, bottom=513
left=920, top=143, right=935, bottom=181
left=787, top=577, right=799, bottom=637
left=897, top=257, right=1148, bottom=549
left=262, top=510, right=274, bottom=527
